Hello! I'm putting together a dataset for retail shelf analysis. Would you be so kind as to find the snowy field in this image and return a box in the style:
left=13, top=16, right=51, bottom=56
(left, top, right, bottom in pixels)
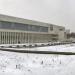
left=0, top=44, right=75, bottom=75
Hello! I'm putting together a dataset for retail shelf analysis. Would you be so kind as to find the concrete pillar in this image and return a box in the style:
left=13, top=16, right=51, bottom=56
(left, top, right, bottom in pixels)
left=0, top=31, right=1, bottom=44
left=26, top=33, right=27, bottom=43
left=20, top=32, right=22, bottom=44
left=4, top=32, right=5, bottom=44
left=12, top=28, right=14, bottom=44
left=9, top=32, right=11, bottom=44
left=1, top=32, right=2, bottom=44
left=17, top=33, right=19, bottom=43
left=10, top=32, right=12, bottom=44
left=14, top=32, right=17, bottom=44
left=2, top=32, right=3, bottom=44
left=24, top=33, right=25, bottom=43
left=25, top=33, right=27, bottom=43
left=31, top=33, right=34, bottom=43
left=21, top=32, right=23, bottom=43
left=7, top=32, right=8, bottom=44
left=5, top=32, right=6, bottom=44
left=23, top=33, right=24, bottom=43
left=16, top=32, right=18, bottom=44
left=27, top=33, right=29, bottom=43
left=12, top=32, right=14, bottom=44
left=7, top=32, right=9, bottom=44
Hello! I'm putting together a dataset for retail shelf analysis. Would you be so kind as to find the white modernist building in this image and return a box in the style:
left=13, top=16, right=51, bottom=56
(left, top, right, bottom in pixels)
left=0, top=14, right=68, bottom=44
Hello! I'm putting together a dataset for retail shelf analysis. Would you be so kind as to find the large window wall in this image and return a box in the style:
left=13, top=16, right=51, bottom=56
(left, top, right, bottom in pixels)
left=0, top=21, right=48, bottom=32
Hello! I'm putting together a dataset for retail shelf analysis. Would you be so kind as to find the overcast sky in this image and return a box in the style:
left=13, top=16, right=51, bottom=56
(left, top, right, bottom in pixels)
left=0, top=0, right=75, bottom=32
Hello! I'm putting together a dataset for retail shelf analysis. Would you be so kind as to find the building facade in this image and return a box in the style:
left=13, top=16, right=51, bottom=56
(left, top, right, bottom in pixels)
left=0, top=14, right=68, bottom=44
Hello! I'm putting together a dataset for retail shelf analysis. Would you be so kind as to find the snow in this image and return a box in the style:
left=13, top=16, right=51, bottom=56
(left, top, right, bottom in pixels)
left=0, top=44, right=75, bottom=75
left=7, top=43, right=75, bottom=52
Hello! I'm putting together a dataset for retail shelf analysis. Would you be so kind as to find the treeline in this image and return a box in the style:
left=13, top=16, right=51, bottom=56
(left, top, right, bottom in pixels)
left=67, top=33, right=75, bottom=38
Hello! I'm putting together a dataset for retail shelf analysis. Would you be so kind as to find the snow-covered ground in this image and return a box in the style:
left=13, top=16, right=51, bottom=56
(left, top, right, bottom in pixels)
left=6, top=43, right=75, bottom=52
left=0, top=44, right=75, bottom=75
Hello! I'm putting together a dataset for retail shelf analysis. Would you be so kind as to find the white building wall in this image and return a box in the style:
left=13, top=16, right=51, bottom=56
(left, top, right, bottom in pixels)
left=0, top=14, right=70, bottom=43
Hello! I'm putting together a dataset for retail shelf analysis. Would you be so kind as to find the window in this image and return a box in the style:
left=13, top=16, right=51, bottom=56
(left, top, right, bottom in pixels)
left=0, top=21, right=48, bottom=32
left=14, top=23, right=27, bottom=30
left=0, top=21, right=12, bottom=29
left=0, top=22, right=2, bottom=28
left=50, top=25, right=53, bottom=31
left=59, top=29, right=63, bottom=31
left=40, top=26, right=48, bottom=32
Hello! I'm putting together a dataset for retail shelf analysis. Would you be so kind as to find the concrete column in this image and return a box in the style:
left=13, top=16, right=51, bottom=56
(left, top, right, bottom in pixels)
left=12, top=32, right=14, bottom=44
left=14, top=32, right=15, bottom=44
left=8, top=32, right=10, bottom=44
left=37, top=34, right=39, bottom=43
left=12, top=32, right=15, bottom=44
left=35, top=34, right=36, bottom=43
left=23, top=33, right=25, bottom=43
left=0, top=31, right=1, bottom=44
left=17, top=32, right=19, bottom=44
left=5, top=32, right=7, bottom=44
left=25, top=33, right=27, bottom=43
left=22, top=33, right=23, bottom=43
left=27, top=33, right=29, bottom=43
left=4, top=32, right=5, bottom=44
left=9, top=32, right=11, bottom=44
left=33, top=34, right=35, bottom=43
left=29, top=33, right=31, bottom=43
left=24, top=33, right=25, bottom=43
left=21, top=32, right=22, bottom=44
left=21, top=32, right=22, bottom=43
left=15, top=32, right=16, bottom=44
left=31, top=33, right=33, bottom=43
left=32, top=34, right=33, bottom=43
left=16, top=32, right=17, bottom=44
left=8, top=32, right=9, bottom=44
left=10, top=32, right=11, bottom=44
left=1, top=32, right=2, bottom=44
left=6, top=32, right=8, bottom=44
left=11, top=32, right=13, bottom=44
left=28, top=33, right=30, bottom=43
left=17, top=32, right=18, bottom=44
left=19, top=32, right=21, bottom=44
left=13, top=32, right=14, bottom=44
left=2, top=32, right=3, bottom=44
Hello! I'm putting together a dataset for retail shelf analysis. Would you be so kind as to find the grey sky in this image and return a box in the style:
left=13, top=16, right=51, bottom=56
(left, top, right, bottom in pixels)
left=0, top=0, right=75, bottom=32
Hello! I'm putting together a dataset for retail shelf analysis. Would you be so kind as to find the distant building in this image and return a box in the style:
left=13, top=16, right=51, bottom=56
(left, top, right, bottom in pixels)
left=67, top=32, right=75, bottom=42
left=0, top=14, right=68, bottom=44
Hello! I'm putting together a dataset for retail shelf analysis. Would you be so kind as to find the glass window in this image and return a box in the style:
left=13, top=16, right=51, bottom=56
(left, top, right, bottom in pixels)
left=50, top=25, right=53, bottom=31
left=0, top=22, right=2, bottom=28
left=40, top=26, right=48, bottom=32
left=1, top=21, right=12, bottom=29
left=0, top=21, right=48, bottom=32
left=59, top=28, right=64, bottom=31
left=14, top=23, right=29, bottom=31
